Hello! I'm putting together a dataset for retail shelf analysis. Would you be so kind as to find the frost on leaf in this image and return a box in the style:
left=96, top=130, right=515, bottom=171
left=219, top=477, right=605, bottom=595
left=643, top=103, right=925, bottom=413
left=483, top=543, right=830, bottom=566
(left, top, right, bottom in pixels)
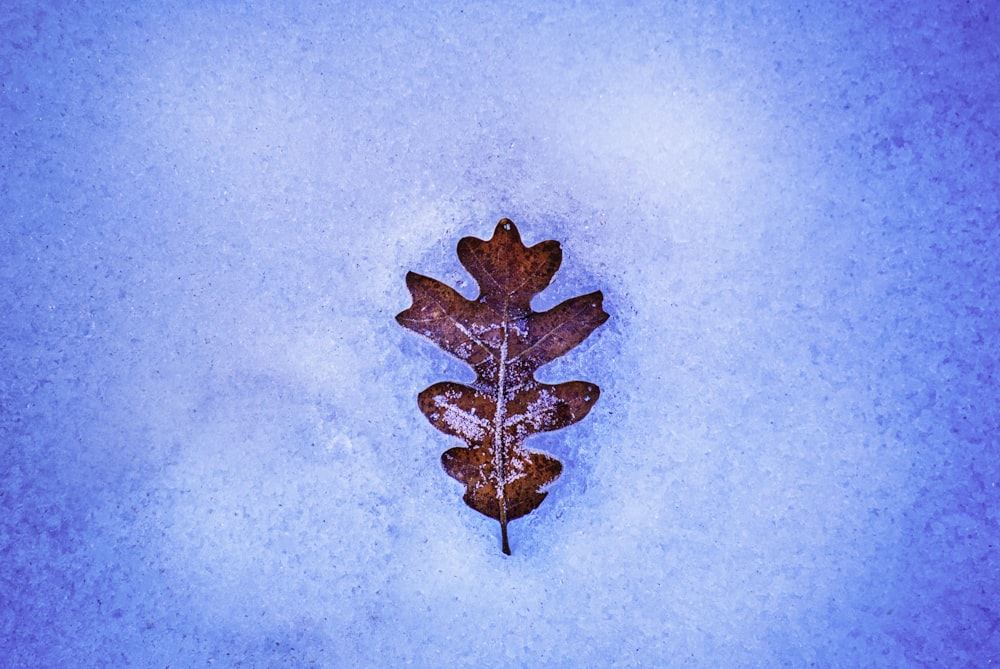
left=396, top=219, right=608, bottom=554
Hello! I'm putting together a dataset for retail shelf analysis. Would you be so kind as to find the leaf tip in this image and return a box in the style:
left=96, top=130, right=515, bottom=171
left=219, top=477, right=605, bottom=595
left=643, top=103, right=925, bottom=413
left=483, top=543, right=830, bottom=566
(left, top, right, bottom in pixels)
left=494, top=218, right=521, bottom=240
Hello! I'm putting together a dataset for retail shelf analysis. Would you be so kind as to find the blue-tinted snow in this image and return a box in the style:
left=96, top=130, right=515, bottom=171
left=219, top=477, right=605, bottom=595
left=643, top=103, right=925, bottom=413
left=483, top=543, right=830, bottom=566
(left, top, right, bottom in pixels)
left=2, top=1, right=998, bottom=666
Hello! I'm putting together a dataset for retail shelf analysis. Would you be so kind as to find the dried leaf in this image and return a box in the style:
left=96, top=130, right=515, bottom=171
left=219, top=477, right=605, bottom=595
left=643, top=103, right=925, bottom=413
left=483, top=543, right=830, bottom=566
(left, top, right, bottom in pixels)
left=396, top=219, right=609, bottom=554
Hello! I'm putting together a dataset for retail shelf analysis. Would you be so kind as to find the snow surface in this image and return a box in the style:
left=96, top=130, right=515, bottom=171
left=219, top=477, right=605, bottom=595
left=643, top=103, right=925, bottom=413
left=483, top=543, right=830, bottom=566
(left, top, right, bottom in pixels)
left=2, top=1, right=999, bottom=666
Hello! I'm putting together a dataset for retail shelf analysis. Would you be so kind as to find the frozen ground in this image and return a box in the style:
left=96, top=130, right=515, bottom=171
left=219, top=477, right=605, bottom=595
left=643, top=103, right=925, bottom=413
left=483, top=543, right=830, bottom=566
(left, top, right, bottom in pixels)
left=2, top=1, right=998, bottom=666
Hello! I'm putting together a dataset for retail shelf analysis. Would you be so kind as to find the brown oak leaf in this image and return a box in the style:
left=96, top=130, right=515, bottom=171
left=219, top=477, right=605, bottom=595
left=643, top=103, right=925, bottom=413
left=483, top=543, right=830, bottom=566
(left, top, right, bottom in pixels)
left=396, top=219, right=608, bottom=554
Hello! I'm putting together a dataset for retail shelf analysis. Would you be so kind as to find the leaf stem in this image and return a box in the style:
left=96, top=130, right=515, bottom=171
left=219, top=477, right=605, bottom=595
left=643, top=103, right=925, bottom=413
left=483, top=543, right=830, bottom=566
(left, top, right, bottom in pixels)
left=500, top=506, right=511, bottom=555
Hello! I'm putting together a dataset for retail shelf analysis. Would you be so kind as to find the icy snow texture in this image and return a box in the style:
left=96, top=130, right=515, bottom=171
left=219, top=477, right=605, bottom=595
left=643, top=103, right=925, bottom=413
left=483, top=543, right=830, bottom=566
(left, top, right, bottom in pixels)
left=2, top=1, right=998, bottom=666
